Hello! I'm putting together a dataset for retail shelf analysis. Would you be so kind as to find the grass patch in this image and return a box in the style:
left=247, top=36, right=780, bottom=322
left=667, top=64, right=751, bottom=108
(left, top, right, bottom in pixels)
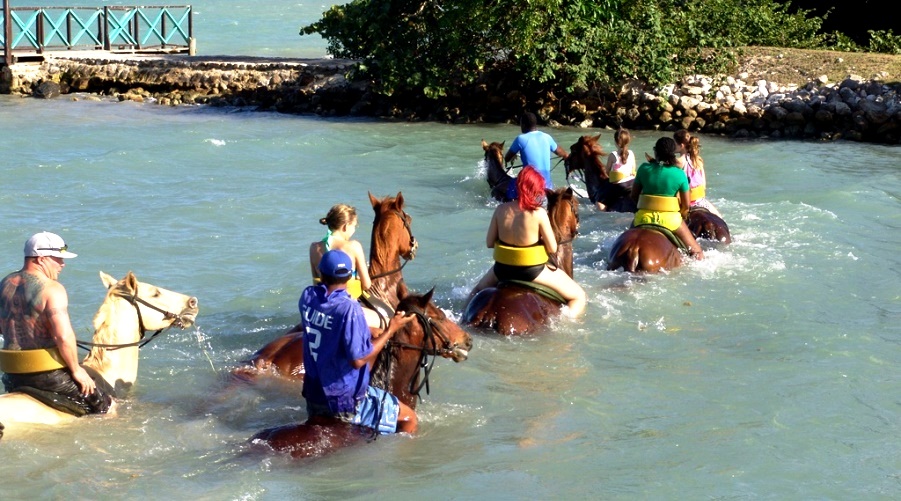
left=728, top=46, right=901, bottom=87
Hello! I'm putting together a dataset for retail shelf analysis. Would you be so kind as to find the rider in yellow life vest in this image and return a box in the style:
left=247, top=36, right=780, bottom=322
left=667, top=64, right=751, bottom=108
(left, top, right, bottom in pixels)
left=469, top=167, right=586, bottom=317
left=631, top=138, right=704, bottom=260
left=309, top=204, right=378, bottom=327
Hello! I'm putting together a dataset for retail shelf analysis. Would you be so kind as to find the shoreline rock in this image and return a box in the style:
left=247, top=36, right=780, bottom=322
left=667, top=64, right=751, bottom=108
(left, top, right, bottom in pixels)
left=2, top=56, right=899, bottom=144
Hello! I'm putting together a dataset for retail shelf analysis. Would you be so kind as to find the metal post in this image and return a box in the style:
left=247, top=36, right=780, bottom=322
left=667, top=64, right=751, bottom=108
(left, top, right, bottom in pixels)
left=102, top=6, right=109, bottom=50
left=3, top=0, right=10, bottom=66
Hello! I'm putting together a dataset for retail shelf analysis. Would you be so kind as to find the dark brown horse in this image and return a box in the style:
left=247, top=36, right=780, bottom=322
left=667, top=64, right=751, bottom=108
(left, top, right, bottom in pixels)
left=233, top=192, right=419, bottom=382
left=482, top=139, right=514, bottom=202
left=248, top=289, right=472, bottom=459
left=463, top=187, right=580, bottom=335
left=566, top=134, right=637, bottom=213
left=687, top=207, right=732, bottom=244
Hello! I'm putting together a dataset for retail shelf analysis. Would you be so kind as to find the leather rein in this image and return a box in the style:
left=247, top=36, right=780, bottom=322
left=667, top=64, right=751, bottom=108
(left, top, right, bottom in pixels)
left=384, top=305, right=459, bottom=401
left=76, top=290, right=184, bottom=351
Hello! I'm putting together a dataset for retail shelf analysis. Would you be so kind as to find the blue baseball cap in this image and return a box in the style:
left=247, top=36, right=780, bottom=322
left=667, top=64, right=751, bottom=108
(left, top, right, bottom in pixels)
left=318, top=250, right=353, bottom=279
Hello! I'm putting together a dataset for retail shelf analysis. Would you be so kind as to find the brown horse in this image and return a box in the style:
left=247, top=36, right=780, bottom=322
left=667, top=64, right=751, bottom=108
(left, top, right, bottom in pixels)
left=233, top=191, right=419, bottom=381
left=606, top=227, right=684, bottom=273
left=687, top=207, right=732, bottom=244
left=248, top=289, right=472, bottom=459
left=463, top=187, right=580, bottom=335
left=482, top=139, right=514, bottom=202
left=566, top=134, right=637, bottom=213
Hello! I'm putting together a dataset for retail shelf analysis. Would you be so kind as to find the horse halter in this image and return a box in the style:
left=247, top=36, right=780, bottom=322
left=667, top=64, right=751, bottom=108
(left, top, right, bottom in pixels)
left=76, top=289, right=187, bottom=351
left=369, top=209, right=417, bottom=280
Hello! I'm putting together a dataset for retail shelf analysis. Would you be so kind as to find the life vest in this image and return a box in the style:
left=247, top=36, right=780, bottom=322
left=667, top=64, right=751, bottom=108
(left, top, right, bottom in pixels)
left=493, top=243, right=549, bottom=267
left=0, top=346, right=66, bottom=374
left=313, top=277, right=363, bottom=299
left=637, top=194, right=680, bottom=212
left=689, top=185, right=706, bottom=202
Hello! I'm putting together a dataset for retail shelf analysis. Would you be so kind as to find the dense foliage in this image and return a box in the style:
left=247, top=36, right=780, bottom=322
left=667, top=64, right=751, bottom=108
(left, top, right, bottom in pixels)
left=300, top=0, right=891, bottom=99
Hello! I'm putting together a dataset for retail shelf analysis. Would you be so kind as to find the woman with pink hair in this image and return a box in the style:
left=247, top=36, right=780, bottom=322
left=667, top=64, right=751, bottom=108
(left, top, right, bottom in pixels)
left=468, top=167, right=586, bottom=317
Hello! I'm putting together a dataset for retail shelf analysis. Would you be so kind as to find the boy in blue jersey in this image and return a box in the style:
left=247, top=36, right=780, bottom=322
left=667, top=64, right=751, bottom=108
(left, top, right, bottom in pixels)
left=300, top=249, right=418, bottom=434
left=504, top=112, right=569, bottom=199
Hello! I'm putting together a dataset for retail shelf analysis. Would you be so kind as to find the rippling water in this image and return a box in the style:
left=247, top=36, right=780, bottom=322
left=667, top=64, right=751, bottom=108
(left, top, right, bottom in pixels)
left=3, top=2, right=901, bottom=499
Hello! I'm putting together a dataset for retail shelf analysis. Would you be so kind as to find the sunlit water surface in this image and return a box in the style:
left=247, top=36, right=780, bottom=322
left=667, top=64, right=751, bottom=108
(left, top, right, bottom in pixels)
left=2, top=2, right=900, bottom=499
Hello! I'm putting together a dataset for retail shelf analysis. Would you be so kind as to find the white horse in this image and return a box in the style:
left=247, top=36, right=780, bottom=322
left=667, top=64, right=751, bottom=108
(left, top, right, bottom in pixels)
left=0, top=271, right=199, bottom=439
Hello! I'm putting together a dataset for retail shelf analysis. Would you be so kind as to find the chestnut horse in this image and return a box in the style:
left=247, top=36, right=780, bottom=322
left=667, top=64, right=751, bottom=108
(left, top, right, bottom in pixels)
left=463, top=187, right=580, bottom=335
left=248, top=289, right=472, bottom=459
left=687, top=207, right=732, bottom=244
left=482, top=139, right=514, bottom=202
left=606, top=226, right=685, bottom=273
left=606, top=208, right=731, bottom=273
left=565, top=134, right=637, bottom=213
left=233, top=191, right=419, bottom=381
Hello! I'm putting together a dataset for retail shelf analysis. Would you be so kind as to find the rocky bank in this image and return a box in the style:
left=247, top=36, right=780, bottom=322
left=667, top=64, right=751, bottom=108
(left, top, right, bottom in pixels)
left=1, top=54, right=899, bottom=144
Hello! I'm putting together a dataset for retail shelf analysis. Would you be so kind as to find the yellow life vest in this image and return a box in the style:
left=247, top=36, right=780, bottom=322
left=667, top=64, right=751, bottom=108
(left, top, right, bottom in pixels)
left=493, top=243, right=549, bottom=267
left=637, top=194, right=681, bottom=212
left=0, top=346, right=66, bottom=374
left=689, top=185, right=706, bottom=202
left=313, top=277, right=363, bottom=299
left=608, top=171, right=629, bottom=183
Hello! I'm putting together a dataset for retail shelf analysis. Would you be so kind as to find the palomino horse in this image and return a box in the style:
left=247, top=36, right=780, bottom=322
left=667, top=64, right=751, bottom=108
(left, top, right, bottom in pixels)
left=565, top=134, right=637, bottom=213
left=688, top=207, right=732, bottom=244
left=463, top=187, right=580, bottom=335
left=0, top=271, right=199, bottom=439
left=248, top=289, right=472, bottom=459
left=233, top=191, right=420, bottom=381
left=481, top=140, right=514, bottom=202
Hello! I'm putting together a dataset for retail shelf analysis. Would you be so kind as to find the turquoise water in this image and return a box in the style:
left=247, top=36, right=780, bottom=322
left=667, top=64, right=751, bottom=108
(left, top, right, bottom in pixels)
left=2, top=2, right=901, bottom=499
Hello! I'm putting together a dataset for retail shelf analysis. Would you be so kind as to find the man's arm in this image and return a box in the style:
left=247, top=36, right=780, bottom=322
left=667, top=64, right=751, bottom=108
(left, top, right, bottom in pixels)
left=45, top=282, right=95, bottom=396
left=351, top=311, right=416, bottom=369
left=554, top=145, right=569, bottom=160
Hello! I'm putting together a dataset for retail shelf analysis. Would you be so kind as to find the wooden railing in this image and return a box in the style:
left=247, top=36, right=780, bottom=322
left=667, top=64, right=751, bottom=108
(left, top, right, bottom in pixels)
left=2, top=3, right=193, bottom=65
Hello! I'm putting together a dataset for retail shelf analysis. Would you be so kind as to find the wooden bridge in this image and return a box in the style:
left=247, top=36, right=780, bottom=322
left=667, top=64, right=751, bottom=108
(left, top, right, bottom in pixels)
left=2, top=2, right=194, bottom=66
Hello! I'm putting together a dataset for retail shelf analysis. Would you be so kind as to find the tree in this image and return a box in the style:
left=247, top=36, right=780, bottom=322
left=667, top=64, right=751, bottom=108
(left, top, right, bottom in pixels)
left=301, top=0, right=826, bottom=98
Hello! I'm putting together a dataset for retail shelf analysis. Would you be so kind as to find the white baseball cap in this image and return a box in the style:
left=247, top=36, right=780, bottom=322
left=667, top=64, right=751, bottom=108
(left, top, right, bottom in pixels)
left=24, top=232, right=78, bottom=258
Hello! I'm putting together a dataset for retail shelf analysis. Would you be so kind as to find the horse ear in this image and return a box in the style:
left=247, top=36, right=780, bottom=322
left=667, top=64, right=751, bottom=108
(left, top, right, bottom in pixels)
left=593, top=133, right=602, bottom=141
left=99, top=271, right=117, bottom=289
left=500, top=141, right=505, bottom=149
left=420, top=287, right=435, bottom=306
left=369, top=191, right=379, bottom=209
left=481, top=139, right=488, bottom=151
left=124, top=271, right=138, bottom=294
left=395, top=192, right=404, bottom=208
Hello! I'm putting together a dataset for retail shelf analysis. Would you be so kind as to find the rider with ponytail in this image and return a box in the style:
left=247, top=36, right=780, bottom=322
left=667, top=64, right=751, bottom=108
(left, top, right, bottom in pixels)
left=469, top=167, right=586, bottom=317
left=309, top=204, right=379, bottom=327
left=598, top=128, right=637, bottom=211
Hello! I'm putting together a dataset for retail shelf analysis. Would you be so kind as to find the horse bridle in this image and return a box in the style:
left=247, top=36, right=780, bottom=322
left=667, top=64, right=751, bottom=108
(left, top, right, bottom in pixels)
left=368, top=209, right=417, bottom=280
left=76, top=289, right=186, bottom=351
left=386, top=305, right=462, bottom=400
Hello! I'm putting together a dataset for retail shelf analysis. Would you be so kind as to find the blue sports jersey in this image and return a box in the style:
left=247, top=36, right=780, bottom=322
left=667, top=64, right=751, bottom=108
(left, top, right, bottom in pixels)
left=507, top=130, right=557, bottom=189
left=299, top=284, right=373, bottom=414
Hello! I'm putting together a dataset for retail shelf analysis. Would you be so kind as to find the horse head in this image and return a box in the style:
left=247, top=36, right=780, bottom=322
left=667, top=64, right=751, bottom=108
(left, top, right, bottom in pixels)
left=546, top=187, right=580, bottom=277
left=372, top=288, right=472, bottom=408
left=368, top=191, right=417, bottom=303
left=567, top=134, right=606, bottom=179
left=482, top=139, right=514, bottom=202
left=84, top=271, right=199, bottom=394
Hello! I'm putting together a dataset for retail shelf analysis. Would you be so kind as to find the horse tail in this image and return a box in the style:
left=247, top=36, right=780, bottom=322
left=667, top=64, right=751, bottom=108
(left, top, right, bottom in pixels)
left=625, top=245, right=640, bottom=273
